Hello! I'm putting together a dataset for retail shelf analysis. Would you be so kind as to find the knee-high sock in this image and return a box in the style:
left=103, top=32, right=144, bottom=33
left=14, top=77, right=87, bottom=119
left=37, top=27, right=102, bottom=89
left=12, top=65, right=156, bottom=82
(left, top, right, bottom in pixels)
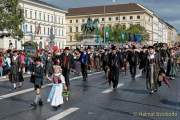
left=34, top=94, right=41, bottom=104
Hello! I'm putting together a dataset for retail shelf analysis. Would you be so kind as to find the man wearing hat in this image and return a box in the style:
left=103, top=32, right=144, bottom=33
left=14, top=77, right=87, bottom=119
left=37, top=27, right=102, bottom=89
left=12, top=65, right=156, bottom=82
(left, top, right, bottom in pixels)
left=146, top=46, right=160, bottom=94
left=101, top=48, right=109, bottom=79
left=127, top=45, right=139, bottom=80
left=60, top=47, right=74, bottom=91
left=9, top=50, right=24, bottom=89
left=108, top=46, right=120, bottom=89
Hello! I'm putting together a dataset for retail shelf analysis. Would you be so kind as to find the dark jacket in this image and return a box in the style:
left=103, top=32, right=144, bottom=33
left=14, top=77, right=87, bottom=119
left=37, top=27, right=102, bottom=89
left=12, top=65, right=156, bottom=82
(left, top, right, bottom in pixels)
left=108, top=52, right=120, bottom=68
left=60, top=53, right=74, bottom=70
left=34, top=64, right=44, bottom=86
left=127, top=50, right=139, bottom=65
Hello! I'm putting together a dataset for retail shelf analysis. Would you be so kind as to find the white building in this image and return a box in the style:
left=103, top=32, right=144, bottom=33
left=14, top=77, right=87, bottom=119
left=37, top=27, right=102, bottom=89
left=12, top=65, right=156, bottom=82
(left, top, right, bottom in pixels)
left=0, top=0, right=67, bottom=50
left=66, top=3, right=177, bottom=46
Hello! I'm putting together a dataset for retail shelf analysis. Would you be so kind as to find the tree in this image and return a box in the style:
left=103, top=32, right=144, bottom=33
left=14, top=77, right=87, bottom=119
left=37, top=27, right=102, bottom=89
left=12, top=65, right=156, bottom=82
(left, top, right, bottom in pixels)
left=127, top=24, right=149, bottom=42
left=0, top=0, right=24, bottom=39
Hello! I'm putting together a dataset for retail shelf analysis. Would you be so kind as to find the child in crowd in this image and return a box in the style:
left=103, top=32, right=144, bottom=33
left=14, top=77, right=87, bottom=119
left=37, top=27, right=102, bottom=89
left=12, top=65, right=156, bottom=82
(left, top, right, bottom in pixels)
left=47, top=65, right=67, bottom=110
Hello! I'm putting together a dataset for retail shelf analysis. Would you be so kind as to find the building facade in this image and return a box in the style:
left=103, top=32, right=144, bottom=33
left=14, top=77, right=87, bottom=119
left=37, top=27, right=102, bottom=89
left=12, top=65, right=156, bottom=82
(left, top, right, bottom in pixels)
left=66, top=3, right=177, bottom=47
left=0, top=0, right=67, bottom=50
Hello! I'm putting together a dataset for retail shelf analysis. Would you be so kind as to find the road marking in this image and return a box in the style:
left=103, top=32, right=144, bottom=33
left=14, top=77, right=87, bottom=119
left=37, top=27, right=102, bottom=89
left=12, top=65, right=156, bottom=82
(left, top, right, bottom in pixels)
left=0, top=84, right=52, bottom=100
left=102, top=83, right=124, bottom=94
left=0, top=75, right=31, bottom=82
left=46, top=107, right=79, bottom=120
left=0, top=72, right=103, bottom=100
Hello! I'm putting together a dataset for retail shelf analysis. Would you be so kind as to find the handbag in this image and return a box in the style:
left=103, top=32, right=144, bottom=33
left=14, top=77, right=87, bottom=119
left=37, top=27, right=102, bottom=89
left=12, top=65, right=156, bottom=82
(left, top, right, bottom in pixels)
left=30, top=74, right=35, bottom=83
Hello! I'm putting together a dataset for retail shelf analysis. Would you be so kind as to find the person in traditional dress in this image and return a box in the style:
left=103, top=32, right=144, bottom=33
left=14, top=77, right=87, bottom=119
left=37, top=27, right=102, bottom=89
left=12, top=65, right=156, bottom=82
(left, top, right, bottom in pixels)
left=94, top=50, right=101, bottom=72
left=127, top=45, right=139, bottom=80
left=47, top=65, right=67, bottom=110
left=45, top=52, right=54, bottom=77
left=108, top=46, right=120, bottom=89
left=60, top=47, right=74, bottom=90
left=10, top=50, right=24, bottom=89
left=31, top=57, right=44, bottom=108
left=146, top=46, right=160, bottom=94
left=101, top=49, right=109, bottom=80
left=166, top=48, right=177, bottom=80
left=74, top=48, right=81, bottom=75
left=138, top=47, right=148, bottom=77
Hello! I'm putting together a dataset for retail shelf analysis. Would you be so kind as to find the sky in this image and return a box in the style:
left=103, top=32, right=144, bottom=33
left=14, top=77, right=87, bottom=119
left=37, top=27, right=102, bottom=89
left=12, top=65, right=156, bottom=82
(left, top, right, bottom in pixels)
left=42, top=0, right=180, bottom=33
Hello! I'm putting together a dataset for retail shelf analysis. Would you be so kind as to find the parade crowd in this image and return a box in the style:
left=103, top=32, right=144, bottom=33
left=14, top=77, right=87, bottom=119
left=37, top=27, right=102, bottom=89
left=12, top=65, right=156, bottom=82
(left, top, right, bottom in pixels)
left=0, top=42, right=180, bottom=110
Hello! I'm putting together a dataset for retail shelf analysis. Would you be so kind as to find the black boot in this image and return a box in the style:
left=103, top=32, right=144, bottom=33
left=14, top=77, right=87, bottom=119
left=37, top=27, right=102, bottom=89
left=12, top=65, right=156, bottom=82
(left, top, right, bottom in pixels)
left=39, top=100, right=43, bottom=106
left=31, top=103, right=37, bottom=109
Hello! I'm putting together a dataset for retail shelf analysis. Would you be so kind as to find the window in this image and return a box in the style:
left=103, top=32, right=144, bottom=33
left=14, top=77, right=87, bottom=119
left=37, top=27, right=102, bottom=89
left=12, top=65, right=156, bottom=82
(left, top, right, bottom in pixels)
left=116, top=17, right=119, bottom=21
left=76, top=27, right=78, bottom=32
left=25, top=10, right=28, bottom=18
left=35, top=11, right=37, bottom=19
left=109, top=17, right=111, bottom=21
left=30, top=11, right=32, bottom=19
left=59, top=29, right=60, bottom=36
left=51, top=15, right=54, bottom=22
left=130, top=16, right=133, bottom=20
left=70, top=20, right=72, bottom=23
left=55, top=28, right=57, bottom=36
left=44, top=13, right=45, bottom=21
left=123, top=16, right=126, bottom=20
left=48, top=15, right=50, bottom=22
left=62, top=30, right=64, bottom=36
left=82, top=19, right=85, bottom=23
left=69, top=27, right=72, bottom=33
left=39, top=12, right=41, bottom=20
left=62, top=17, right=64, bottom=24
left=58, top=17, right=60, bottom=23
left=76, top=19, right=78, bottom=23
left=48, top=28, right=50, bottom=35
left=25, top=24, right=28, bottom=33
left=137, top=15, right=140, bottom=19
left=54, top=16, right=56, bottom=23
left=44, top=27, right=46, bottom=35
left=102, top=18, right=104, bottom=21
left=30, top=25, right=32, bottom=33
left=70, top=36, right=72, bottom=42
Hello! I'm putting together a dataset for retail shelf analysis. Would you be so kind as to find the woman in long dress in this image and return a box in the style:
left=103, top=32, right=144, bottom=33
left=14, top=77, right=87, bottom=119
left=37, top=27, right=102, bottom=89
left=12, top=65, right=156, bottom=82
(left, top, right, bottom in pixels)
left=47, top=65, right=67, bottom=110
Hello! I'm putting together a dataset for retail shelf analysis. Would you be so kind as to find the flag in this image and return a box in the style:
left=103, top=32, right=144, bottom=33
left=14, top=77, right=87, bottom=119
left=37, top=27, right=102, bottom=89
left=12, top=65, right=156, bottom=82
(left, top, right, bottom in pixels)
left=134, top=34, right=142, bottom=42
left=35, top=23, right=41, bottom=35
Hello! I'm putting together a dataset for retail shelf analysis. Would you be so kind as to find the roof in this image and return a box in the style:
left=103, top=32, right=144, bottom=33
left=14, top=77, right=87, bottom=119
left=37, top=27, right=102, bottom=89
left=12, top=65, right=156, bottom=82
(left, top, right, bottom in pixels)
left=26, top=0, right=66, bottom=12
left=67, top=3, right=145, bottom=16
left=165, top=22, right=175, bottom=29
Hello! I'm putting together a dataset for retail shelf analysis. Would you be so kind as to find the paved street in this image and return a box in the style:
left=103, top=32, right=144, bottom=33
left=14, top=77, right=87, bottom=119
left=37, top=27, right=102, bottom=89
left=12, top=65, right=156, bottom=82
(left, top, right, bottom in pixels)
left=0, top=70, right=179, bottom=120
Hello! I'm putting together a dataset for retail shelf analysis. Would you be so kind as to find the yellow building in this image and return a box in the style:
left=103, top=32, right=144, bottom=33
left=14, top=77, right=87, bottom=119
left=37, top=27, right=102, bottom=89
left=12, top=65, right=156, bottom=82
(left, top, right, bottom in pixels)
left=66, top=3, right=177, bottom=47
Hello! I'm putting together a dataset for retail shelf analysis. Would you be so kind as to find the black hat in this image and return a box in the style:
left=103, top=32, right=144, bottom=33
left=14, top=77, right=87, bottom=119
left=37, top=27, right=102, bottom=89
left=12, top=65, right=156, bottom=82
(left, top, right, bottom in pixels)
left=13, top=50, right=18, bottom=53
left=111, top=45, right=116, bottom=50
left=35, top=57, right=41, bottom=62
left=64, top=47, right=70, bottom=51
left=148, top=46, right=154, bottom=49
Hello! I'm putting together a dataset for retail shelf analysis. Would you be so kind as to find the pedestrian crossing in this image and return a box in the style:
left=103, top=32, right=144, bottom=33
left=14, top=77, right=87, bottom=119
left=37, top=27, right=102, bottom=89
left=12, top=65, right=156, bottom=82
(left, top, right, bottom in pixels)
left=47, top=107, right=79, bottom=120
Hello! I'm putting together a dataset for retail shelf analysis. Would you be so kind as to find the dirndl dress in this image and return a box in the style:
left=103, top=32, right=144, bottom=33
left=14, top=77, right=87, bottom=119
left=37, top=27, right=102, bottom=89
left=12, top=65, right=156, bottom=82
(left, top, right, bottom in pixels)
left=47, top=74, right=65, bottom=107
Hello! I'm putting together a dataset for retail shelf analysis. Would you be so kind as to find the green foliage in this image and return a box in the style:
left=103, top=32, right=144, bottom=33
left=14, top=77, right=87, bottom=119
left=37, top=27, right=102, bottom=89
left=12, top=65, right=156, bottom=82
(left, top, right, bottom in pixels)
left=98, top=24, right=149, bottom=43
left=0, top=0, right=24, bottom=39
